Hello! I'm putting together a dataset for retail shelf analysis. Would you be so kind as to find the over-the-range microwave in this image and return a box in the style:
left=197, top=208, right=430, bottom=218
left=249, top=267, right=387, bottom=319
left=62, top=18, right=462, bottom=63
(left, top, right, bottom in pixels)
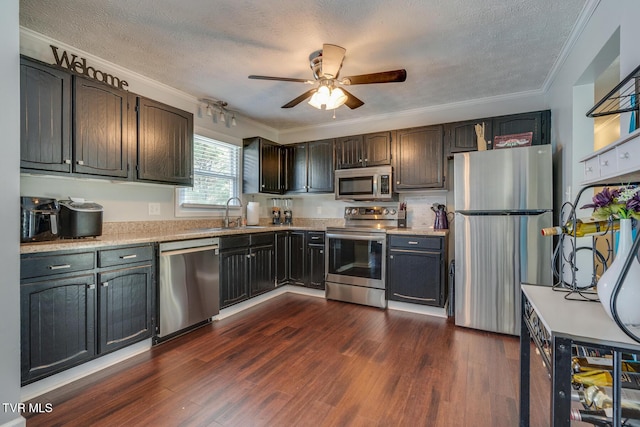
left=334, top=165, right=394, bottom=201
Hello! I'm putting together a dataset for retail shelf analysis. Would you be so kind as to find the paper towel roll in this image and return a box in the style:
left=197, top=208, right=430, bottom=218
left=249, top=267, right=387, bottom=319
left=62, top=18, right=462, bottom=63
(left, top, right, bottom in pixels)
left=247, top=202, right=260, bottom=225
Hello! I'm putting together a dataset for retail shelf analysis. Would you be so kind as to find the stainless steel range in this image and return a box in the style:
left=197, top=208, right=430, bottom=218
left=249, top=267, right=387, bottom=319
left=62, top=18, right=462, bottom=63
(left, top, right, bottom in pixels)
left=325, top=204, right=399, bottom=309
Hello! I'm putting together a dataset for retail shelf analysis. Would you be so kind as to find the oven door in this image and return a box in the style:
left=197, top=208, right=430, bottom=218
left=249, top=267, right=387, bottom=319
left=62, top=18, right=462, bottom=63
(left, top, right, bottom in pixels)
left=325, top=229, right=386, bottom=289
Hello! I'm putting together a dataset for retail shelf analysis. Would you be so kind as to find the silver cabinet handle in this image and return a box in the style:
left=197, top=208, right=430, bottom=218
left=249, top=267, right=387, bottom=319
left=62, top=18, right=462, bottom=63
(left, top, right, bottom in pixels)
left=77, top=160, right=84, bottom=165
left=246, top=254, right=252, bottom=259
left=48, top=264, right=71, bottom=270
left=64, top=159, right=72, bottom=164
left=408, top=241, right=419, bottom=245
left=390, top=255, right=394, bottom=259
left=120, top=254, right=137, bottom=259
left=87, top=284, right=96, bottom=290
left=393, top=293, right=435, bottom=302
left=586, top=166, right=593, bottom=172
left=601, top=160, right=609, bottom=166
left=311, top=236, right=321, bottom=240
left=102, top=282, right=109, bottom=287
left=620, top=152, right=630, bottom=159
left=319, top=250, right=323, bottom=254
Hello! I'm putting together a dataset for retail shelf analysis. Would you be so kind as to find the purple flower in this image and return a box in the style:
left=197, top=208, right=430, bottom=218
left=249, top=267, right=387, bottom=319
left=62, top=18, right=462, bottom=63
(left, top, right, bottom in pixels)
left=627, top=191, right=640, bottom=214
left=581, top=187, right=620, bottom=210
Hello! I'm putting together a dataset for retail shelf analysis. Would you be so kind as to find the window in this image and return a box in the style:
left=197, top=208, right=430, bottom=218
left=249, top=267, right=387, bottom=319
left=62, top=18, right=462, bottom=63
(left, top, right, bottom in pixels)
left=177, top=135, right=240, bottom=211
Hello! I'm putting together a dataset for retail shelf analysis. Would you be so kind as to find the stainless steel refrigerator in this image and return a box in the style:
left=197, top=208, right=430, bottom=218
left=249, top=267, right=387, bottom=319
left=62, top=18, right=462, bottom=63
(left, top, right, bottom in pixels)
left=454, top=145, right=553, bottom=335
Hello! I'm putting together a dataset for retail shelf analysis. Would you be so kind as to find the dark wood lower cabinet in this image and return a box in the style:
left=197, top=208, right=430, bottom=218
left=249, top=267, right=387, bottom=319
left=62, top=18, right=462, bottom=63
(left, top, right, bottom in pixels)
left=249, top=244, right=275, bottom=297
left=288, top=231, right=306, bottom=286
left=387, top=235, right=446, bottom=307
left=275, top=231, right=289, bottom=286
left=98, top=265, right=153, bottom=354
left=219, top=247, right=250, bottom=308
left=20, top=244, right=155, bottom=385
left=20, top=274, right=96, bottom=384
left=307, top=244, right=325, bottom=289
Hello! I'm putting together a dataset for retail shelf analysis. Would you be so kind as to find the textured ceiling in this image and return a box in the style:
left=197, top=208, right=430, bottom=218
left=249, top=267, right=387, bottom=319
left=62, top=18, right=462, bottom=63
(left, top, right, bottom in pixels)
left=19, top=0, right=588, bottom=131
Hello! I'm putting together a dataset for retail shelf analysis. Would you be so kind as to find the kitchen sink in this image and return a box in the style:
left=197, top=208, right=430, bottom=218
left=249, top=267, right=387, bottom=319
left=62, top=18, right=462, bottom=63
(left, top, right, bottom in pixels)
left=188, top=226, right=267, bottom=233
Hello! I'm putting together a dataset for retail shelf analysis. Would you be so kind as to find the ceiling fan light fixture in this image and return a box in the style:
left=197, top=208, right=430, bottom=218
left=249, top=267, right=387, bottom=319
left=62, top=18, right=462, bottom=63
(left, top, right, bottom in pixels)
left=206, top=104, right=213, bottom=116
left=219, top=110, right=226, bottom=123
left=231, top=114, right=237, bottom=127
left=327, top=87, right=347, bottom=110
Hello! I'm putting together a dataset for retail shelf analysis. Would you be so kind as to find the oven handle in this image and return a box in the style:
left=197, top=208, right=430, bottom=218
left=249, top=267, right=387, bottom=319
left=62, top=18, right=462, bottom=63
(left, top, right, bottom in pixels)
left=160, top=245, right=219, bottom=257
left=326, top=232, right=385, bottom=242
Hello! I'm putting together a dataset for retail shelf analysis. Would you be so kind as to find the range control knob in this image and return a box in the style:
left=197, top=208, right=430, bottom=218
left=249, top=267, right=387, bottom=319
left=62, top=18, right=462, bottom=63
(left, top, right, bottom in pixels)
left=389, top=209, right=397, bottom=215
left=351, top=208, right=359, bottom=215
left=383, top=208, right=390, bottom=215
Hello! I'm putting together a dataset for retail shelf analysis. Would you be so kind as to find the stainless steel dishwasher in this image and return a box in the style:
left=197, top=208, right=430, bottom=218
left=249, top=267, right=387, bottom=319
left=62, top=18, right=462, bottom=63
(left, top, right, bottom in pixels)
left=157, top=237, right=220, bottom=340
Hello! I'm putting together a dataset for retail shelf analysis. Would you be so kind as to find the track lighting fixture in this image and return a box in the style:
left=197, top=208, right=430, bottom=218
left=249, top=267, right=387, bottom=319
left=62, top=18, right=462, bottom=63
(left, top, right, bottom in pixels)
left=198, top=98, right=238, bottom=127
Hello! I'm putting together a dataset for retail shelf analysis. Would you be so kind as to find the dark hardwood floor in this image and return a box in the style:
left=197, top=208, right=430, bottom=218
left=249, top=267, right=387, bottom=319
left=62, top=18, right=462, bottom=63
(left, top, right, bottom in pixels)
left=24, top=294, right=551, bottom=426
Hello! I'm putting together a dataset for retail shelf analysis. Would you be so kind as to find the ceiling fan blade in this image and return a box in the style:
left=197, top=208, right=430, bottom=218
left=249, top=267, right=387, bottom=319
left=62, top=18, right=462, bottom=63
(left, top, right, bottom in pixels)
left=282, top=88, right=318, bottom=108
left=341, top=69, right=407, bottom=85
left=321, top=44, right=346, bottom=78
left=340, top=88, right=365, bottom=109
left=248, top=75, right=312, bottom=83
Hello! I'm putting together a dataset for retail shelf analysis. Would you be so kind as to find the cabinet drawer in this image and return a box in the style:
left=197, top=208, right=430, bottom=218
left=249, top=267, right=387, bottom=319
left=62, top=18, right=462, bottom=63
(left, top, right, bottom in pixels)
left=98, top=245, right=153, bottom=268
left=307, top=232, right=325, bottom=244
left=598, top=149, right=617, bottom=178
left=582, top=157, right=600, bottom=182
left=220, top=235, right=250, bottom=250
left=617, top=138, right=640, bottom=173
left=389, top=235, right=442, bottom=251
left=21, top=251, right=95, bottom=280
left=250, top=232, right=274, bottom=247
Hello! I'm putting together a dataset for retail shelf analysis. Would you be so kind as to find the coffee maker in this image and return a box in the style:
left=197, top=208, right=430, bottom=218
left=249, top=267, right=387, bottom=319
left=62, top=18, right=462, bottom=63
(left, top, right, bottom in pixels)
left=271, top=198, right=282, bottom=225
left=283, top=198, right=293, bottom=225
left=21, top=196, right=60, bottom=242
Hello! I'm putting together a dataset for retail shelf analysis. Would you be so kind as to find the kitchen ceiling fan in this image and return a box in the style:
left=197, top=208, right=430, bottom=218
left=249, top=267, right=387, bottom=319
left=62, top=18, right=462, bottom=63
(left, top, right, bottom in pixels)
left=248, top=44, right=407, bottom=110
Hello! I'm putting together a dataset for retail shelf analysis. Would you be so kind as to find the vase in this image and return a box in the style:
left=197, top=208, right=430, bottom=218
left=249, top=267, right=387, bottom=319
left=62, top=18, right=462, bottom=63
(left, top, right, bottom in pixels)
left=597, top=218, right=640, bottom=326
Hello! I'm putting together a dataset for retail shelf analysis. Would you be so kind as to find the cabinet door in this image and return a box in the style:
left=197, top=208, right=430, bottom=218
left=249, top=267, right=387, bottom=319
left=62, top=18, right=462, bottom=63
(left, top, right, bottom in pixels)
left=21, top=274, right=96, bottom=384
left=388, top=249, right=443, bottom=306
left=335, top=135, right=364, bottom=169
left=308, top=244, right=325, bottom=289
left=289, top=231, right=306, bottom=285
left=98, top=265, right=153, bottom=354
left=363, top=131, right=392, bottom=167
left=275, top=231, right=289, bottom=286
left=74, top=77, right=130, bottom=178
left=20, top=57, right=72, bottom=173
left=308, top=138, right=335, bottom=192
left=250, top=244, right=275, bottom=296
left=219, top=248, right=249, bottom=308
left=491, top=111, right=549, bottom=147
left=445, top=119, right=492, bottom=154
left=395, top=126, right=444, bottom=190
left=137, top=97, right=194, bottom=185
left=261, top=141, right=284, bottom=193
left=287, top=143, right=308, bottom=193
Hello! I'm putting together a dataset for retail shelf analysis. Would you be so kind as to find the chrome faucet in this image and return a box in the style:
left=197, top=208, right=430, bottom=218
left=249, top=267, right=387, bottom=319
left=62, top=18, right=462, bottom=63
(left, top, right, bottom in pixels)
left=224, top=197, right=243, bottom=228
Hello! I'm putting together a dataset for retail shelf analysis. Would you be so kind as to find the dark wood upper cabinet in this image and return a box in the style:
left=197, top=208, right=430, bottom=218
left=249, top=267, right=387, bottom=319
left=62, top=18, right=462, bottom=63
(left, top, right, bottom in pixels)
left=445, top=119, right=492, bottom=155
left=335, top=132, right=392, bottom=169
left=287, top=138, right=334, bottom=193
left=74, top=76, right=131, bottom=178
left=243, top=137, right=285, bottom=194
left=20, top=56, right=72, bottom=173
left=363, top=131, right=393, bottom=167
left=491, top=110, right=550, bottom=147
left=394, top=125, right=444, bottom=190
left=137, top=97, right=193, bottom=185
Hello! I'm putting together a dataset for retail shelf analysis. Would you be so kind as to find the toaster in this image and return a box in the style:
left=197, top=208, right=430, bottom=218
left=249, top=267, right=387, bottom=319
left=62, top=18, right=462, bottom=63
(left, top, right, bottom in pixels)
left=58, top=199, right=103, bottom=238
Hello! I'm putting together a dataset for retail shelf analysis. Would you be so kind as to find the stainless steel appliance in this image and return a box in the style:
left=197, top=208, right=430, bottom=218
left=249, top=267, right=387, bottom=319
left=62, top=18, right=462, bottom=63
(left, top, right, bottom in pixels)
left=157, top=237, right=220, bottom=340
left=334, top=166, right=394, bottom=201
left=58, top=199, right=103, bottom=238
left=20, top=196, right=59, bottom=242
left=454, top=145, right=553, bottom=335
left=325, top=205, right=399, bottom=309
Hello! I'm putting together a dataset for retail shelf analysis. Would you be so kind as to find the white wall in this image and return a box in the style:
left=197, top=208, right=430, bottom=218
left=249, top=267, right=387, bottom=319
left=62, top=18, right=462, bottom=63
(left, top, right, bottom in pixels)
left=1, top=1, right=25, bottom=426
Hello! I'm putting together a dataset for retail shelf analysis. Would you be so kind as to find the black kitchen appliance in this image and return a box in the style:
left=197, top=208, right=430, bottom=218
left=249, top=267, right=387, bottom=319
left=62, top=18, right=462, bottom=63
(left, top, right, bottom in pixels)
left=20, top=196, right=60, bottom=242
left=58, top=199, right=103, bottom=238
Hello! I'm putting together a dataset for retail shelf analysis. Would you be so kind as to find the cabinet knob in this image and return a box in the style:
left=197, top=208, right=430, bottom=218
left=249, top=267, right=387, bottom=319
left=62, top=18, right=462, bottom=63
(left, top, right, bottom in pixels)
left=620, top=152, right=630, bottom=159
left=261, top=184, right=265, bottom=188
left=396, top=181, right=400, bottom=185
left=320, top=250, right=323, bottom=254
left=600, top=160, right=609, bottom=167
left=246, top=254, right=252, bottom=259
left=77, top=160, right=84, bottom=165
left=585, top=166, right=593, bottom=173
left=102, top=282, right=109, bottom=287
left=64, top=159, right=72, bottom=164
left=87, top=284, right=96, bottom=290
left=390, top=255, right=394, bottom=259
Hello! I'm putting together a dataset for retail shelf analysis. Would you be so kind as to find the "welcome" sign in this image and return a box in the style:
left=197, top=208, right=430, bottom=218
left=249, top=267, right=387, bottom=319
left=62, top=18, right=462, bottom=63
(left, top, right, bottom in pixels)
left=50, top=45, right=129, bottom=90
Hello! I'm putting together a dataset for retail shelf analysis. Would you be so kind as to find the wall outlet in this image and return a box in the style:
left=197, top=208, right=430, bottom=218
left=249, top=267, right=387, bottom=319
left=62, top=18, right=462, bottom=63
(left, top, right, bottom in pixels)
left=148, top=203, right=161, bottom=216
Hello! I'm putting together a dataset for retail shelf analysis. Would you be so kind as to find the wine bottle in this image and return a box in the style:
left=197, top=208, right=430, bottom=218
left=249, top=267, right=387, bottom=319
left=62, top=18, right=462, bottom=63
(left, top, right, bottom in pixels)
left=541, top=218, right=620, bottom=237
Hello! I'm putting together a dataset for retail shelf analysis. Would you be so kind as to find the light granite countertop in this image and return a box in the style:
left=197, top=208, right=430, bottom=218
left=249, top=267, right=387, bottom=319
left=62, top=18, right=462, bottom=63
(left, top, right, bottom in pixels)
left=20, top=222, right=449, bottom=254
